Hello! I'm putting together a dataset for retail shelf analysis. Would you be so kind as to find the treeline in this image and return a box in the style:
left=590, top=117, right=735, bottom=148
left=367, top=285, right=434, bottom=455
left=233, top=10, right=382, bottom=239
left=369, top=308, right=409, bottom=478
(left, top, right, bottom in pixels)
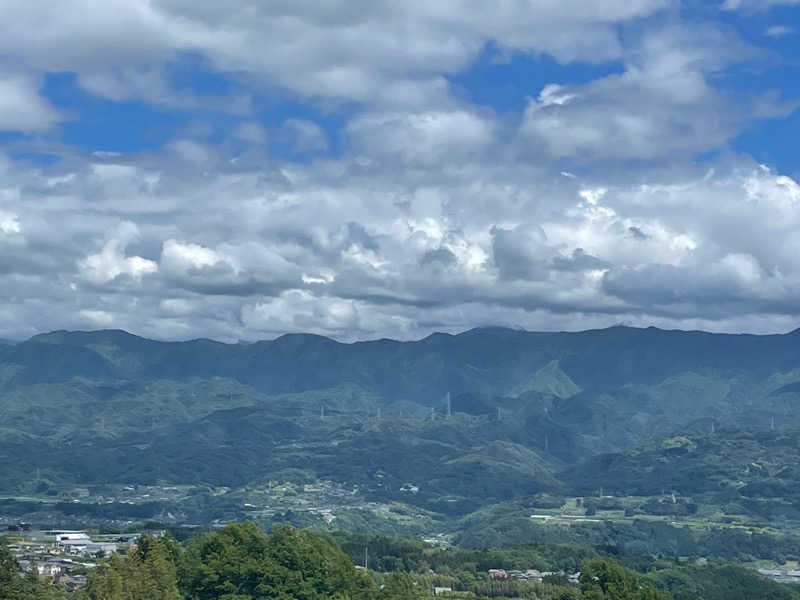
left=453, top=506, right=800, bottom=563
left=332, top=531, right=800, bottom=600
left=3, top=523, right=800, bottom=600
left=333, top=532, right=598, bottom=573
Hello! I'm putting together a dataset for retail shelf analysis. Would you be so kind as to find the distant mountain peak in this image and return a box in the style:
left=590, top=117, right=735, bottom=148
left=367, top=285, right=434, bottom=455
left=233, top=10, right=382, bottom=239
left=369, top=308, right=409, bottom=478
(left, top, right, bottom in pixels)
left=29, top=328, right=146, bottom=344
left=459, top=326, right=524, bottom=336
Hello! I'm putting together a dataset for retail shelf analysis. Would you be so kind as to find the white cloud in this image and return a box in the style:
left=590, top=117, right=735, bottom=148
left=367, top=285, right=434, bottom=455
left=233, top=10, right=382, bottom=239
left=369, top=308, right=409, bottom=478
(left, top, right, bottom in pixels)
left=0, top=211, right=21, bottom=234
left=168, top=140, right=216, bottom=165
left=0, top=1, right=669, bottom=109
left=241, top=288, right=414, bottom=340
left=0, top=73, right=60, bottom=131
left=0, top=145, right=800, bottom=340
left=346, top=110, right=493, bottom=165
left=79, top=309, right=115, bottom=327
left=579, top=188, right=607, bottom=206
left=2, top=3, right=800, bottom=341
left=765, top=24, right=796, bottom=37
left=161, top=239, right=223, bottom=271
left=80, top=222, right=158, bottom=283
left=518, top=25, right=756, bottom=159
left=723, top=0, right=800, bottom=10
left=78, top=66, right=252, bottom=113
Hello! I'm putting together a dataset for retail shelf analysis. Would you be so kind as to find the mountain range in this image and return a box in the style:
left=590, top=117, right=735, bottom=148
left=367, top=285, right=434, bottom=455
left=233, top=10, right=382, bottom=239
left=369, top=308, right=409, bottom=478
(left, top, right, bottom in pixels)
left=4, top=325, right=800, bottom=524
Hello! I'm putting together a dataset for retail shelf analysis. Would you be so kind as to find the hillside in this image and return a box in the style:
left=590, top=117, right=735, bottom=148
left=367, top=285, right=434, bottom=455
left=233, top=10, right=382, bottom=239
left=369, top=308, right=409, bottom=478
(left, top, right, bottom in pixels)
left=5, top=325, right=800, bottom=531
left=563, top=428, right=800, bottom=520
left=7, top=325, right=800, bottom=402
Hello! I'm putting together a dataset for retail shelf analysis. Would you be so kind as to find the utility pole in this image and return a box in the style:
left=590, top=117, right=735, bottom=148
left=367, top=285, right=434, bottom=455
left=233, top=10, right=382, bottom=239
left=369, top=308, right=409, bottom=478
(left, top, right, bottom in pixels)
left=445, top=392, right=451, bottom=418
left=544, top=432, right=549, bottom=454
left=771, top=415, right=776, bottom=431
left=320, top=404, right=325, bottom=420
left=364, top=546, right=368, bottom=570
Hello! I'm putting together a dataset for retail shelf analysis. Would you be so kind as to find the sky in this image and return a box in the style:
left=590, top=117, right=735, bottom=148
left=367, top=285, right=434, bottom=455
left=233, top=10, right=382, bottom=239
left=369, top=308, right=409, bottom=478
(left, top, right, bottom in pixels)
left=1, top=1, right=800, bottom=342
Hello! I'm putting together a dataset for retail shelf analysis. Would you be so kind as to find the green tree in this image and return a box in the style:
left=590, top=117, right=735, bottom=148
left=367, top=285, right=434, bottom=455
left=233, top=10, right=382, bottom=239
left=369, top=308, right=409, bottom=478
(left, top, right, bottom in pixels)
left=80, top=534, right=181, bottom=600
left=580, top=557, right=669, bottom=600
left=379, top=572, right=424, bottom=600
left=0, top=544, right=26, bottom=599
left=182, top=522, right=375, bottom=600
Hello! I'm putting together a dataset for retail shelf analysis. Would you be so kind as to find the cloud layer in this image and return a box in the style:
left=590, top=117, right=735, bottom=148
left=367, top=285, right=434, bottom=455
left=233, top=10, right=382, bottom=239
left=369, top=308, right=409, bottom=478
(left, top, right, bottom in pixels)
left=0, top=1, right=799, bottom=341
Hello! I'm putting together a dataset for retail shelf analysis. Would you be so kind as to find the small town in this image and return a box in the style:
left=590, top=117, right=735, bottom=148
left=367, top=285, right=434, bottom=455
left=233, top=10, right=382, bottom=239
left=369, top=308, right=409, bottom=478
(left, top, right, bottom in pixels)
left=758, top=568, right=800, bottom=585
left=4, top=523, right=163, bottom=591
left=488, top=568, right=581, bottom=584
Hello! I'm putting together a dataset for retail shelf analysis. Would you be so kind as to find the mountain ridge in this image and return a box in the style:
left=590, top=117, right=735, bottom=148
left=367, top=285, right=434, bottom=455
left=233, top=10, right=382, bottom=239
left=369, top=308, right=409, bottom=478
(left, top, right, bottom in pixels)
left=21, top=323, right=800, bottom=346
left=8, top=325, right=800, bottom=400
left=5, top=323, right=800, bottom=525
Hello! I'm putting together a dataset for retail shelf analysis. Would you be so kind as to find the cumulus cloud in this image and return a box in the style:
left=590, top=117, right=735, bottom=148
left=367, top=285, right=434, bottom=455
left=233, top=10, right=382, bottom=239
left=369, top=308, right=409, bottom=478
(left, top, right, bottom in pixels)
left=346, top=110, right=494, bottom=165
left=0, top=3, right=799, bottom=341
left=0, top=211, right=21, bottom=235
left=0, top=0, right=670, bottom=112
left=80, top=222, right=158, bottom=284
left=1, top=128, right=799, bottom=341
left=241, top=289, right=414, bottom=339
left=161, top=239, right=224, bottom=271
left=517, top=25, right=768, bottom=160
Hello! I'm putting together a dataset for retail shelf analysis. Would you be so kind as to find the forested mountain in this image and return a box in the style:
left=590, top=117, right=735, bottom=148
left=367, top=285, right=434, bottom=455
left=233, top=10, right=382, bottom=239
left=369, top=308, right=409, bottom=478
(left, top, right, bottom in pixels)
left=564, top=428, right=800, bottom=518
left=6, top=325, right=800, bottom=401
left=5, top=325, right=800, bottom=542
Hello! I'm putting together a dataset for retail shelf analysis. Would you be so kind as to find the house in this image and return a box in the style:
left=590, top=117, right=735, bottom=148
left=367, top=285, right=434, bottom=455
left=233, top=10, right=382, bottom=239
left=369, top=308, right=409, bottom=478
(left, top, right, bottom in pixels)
left=433, top=586, right=453, bottom=595
left=37, top=562, right=63, bottom=578
left=488, top=569, right=508, bottom=579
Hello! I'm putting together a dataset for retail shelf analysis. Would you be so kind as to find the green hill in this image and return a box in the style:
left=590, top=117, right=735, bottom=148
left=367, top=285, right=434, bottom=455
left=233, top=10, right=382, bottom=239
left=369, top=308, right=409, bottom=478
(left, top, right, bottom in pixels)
left=563, top=427, right=800, bottom=521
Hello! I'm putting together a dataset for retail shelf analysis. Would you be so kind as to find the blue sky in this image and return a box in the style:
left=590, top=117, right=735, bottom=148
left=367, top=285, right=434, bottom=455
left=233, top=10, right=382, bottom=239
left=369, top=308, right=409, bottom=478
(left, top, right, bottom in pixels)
left=8, top=2, right=798, bottom=169
left=1, top=1, right=800, bottom=341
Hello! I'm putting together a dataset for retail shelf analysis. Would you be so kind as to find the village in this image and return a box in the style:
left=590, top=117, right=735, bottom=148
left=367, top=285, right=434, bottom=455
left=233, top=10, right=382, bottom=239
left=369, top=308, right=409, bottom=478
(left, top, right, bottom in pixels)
left=4, top=523, right=164, bottom=591
left=488, top=568, right=581, bottom=584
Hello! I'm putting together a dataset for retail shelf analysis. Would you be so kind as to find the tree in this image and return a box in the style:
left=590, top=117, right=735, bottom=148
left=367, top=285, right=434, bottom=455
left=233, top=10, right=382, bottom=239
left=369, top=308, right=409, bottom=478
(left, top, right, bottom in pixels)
left=182, top=522, right=376, bottom=600
left=379, top=572, right=423, bottom=600
left=80, top=534, right=181, bottom=600
left=580, top=557, right=669, bottom=600
left=0, top=544, right=26, bottom=599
